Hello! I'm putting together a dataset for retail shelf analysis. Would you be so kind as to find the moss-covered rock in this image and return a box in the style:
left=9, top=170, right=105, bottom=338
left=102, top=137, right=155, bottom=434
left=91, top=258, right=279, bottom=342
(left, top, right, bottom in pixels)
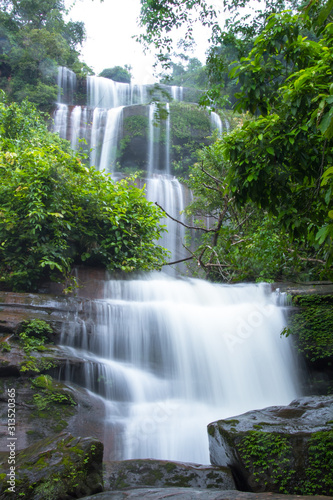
left=286, top=294, right=333, bottom=367
left=104, top=458, right=235, bottom=491
left=0, top=432, right=103, bottom=499
left=208, top=395, right=333, bottom=495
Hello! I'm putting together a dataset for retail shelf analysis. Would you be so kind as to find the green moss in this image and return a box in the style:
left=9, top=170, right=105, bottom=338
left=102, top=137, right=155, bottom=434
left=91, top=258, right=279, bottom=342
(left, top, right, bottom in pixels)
left=170, top=102, right=211, bottom=140
left=164, top=462, right=177, bottom=473
left=284, top=295, right=333, bottom=364
left=208, top=425, right=215, bottom=437
left=113, top=472, right=129, bottom=489
left=165, top=473, right=196, bottom=487
left=123, top=115, right=148, bottom=138
left=226, top=419, right=240, bottom=426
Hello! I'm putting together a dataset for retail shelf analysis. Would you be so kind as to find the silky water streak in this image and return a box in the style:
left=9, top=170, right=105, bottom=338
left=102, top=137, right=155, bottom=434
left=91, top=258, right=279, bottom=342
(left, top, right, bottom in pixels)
left=59, top=273, right=299, bottom=464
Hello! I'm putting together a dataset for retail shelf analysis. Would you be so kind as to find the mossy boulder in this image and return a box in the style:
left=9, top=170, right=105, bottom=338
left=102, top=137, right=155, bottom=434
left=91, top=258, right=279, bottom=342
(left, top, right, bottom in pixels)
left=104, top=458, right=235, bottom=490
left=0, top=432, right=103, bottom=499
left=208, top=395, right=333, bottom=495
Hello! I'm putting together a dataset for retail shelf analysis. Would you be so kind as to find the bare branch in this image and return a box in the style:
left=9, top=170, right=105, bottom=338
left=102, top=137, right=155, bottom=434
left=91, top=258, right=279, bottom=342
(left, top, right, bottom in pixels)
left=155, top=202, right=216, bottom=233
left=165, top=256, right=194, bottom=266
left=200, top=163, right=225, bottom=188
left=202, top=182, right=221, bottom=193
left=287, top=248, right=325, bottom=264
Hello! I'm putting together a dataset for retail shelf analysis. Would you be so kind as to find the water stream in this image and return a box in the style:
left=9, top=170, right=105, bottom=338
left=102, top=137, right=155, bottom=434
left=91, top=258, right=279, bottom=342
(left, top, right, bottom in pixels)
left=53, top=68, right=300, bottom=463
left=59, top=274, right=299, bottom=463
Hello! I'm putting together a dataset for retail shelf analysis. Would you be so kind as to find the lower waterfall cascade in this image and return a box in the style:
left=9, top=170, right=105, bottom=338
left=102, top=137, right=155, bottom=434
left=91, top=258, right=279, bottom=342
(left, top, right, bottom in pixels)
left=59, top=273, right=300, bottom=464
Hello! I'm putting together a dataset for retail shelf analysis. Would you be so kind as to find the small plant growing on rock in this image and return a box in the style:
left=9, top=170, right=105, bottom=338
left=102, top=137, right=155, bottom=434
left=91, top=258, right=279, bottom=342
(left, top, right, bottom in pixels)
left=18, top=319, right=53, bottom=353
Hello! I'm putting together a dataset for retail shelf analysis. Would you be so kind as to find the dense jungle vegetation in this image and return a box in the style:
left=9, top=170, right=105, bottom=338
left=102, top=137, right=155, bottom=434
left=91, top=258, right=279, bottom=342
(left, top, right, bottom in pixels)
left=0, top=0, right=332, bottom=289
left=139, top=0, right=333, bottom=282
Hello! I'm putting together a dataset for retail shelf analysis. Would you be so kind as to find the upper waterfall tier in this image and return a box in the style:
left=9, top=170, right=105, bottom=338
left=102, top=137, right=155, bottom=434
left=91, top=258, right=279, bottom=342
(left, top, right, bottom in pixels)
left=53, top=66, right=226, bottom=176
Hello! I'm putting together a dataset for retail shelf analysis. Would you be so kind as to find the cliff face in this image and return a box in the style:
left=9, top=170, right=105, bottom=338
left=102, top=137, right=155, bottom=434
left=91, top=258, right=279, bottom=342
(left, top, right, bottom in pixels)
left=116, top=102, right=214, bottom=176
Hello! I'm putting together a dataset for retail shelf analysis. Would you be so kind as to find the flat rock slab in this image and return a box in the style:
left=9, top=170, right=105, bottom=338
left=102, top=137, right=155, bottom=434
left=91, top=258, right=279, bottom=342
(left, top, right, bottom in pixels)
left=208, top=395, right=333, bottom=495
left=104, top=459, right=235, bottom=490
left=81, top=488, right=333, bottom=499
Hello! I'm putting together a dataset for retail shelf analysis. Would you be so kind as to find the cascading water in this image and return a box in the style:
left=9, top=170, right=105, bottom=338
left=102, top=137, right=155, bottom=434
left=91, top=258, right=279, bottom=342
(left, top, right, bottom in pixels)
left=59, top=274, right=299, bottom=463
left=53, top=68, right=300, bottom=463
left=211, top=111, right=223, bottom=135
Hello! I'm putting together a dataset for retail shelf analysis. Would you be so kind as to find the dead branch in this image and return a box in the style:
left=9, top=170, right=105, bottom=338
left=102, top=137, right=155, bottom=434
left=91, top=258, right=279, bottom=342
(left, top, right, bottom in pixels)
left=155, top=202, right=216, bottom=233
left=200, top=163, right=225, bottom=188
left=165, top=256, right=194, bottom=266
left=202, top=183, right=221, bottom=193
left=287, top=249, right=325, bottom=264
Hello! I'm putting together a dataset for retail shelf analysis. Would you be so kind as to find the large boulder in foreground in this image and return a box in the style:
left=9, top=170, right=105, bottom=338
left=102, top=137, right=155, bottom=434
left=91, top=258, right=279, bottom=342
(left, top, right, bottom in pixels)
left=0, top=432, right=103, bottom=499
left=208, top=395, right=333, bottom=496
left=104, top=458, right=235, bottom=490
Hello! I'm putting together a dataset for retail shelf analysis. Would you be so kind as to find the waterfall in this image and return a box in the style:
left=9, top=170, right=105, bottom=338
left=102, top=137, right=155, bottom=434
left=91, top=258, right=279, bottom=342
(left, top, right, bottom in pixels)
left=165, top=103, right=170, bottom=175
left=53, top=103, right=68, bottom=139
left=53, top=66, right=300, bottom=465
left=99, top=106, right=124, bottom=172
left=70, top=106, right=82, bottom=150
left=146, top=175, right=186, bottom=266
left=147, top=103, right=158, bottom=176
left=57, top=66, right=76, bottom=104
left=171, top=85, right=184, bottom=101
left=59, top=275, right=299, bottom=463
left=211, top=111, right=223, bottom=135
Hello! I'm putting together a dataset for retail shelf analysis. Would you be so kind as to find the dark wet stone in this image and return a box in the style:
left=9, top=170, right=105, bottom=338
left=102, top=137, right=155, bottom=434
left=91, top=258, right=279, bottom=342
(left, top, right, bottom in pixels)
left=104, top=458, right=235, bottom=490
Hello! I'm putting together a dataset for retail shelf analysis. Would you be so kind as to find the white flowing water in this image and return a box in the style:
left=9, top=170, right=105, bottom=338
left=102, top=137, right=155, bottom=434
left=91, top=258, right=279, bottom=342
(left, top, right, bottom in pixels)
left=99, top=106, right=124, bottom=172
left=211, top=111, right=223, bottom=135
left=165, top=102, right=171, bottom=175
left=60, top=274, right=299, bottom=463
left=146, top=175, right=186, bottom=266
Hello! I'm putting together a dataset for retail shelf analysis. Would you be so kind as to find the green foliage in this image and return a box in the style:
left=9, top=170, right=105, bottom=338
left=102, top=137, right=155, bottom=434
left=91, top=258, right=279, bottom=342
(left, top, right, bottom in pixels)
left=183, top=139, right=324, bottom=282
left=123, top=115, right=148, bottom=138
left=283, top=295, right=333, bottom=363
left=238, top=431, right=295, bottom=493
left=0, top=99, right=167, bottom=291
left=302, top=430, right=333, bottom=495
left=19, top=319, right=53, bottom=340
left=1, top=342, right=11, bottom=352
left=160, top=57, right=208, bottom=89
left=171, top=102, right=211, bottom=140
left=221, top=11, right=333, bottom=271
left=0, top=0, right=88, bottom=110
left=17, top=320, right=53, bottom=367
left=31, top=375, right=77, bottom=410
left=99, top=65, right=132, bottom=83
left=170, top=101, right=212, bottom=175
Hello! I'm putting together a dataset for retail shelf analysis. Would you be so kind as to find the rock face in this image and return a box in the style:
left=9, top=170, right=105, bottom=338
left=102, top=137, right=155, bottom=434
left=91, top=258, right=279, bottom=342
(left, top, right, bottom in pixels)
left=104, top=459, right=236, bottom=491
left=0, top=432, right=103, bottom=499
left=208, top=395, right=333, bottom=495
left=80, top=488, right=333, bottom=500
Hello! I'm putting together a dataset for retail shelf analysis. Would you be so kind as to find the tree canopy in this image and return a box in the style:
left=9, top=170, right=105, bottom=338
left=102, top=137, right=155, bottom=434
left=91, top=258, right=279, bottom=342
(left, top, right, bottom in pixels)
left=139, top=0, right=333, bottom=280
left=99, top=65, right=132, bottom=84
left=0, top=0, right=90, bottom=110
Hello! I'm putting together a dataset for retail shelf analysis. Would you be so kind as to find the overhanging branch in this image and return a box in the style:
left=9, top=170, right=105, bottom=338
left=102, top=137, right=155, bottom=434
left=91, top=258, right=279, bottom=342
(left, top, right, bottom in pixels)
left=155, top=202, right=216, bottom=233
